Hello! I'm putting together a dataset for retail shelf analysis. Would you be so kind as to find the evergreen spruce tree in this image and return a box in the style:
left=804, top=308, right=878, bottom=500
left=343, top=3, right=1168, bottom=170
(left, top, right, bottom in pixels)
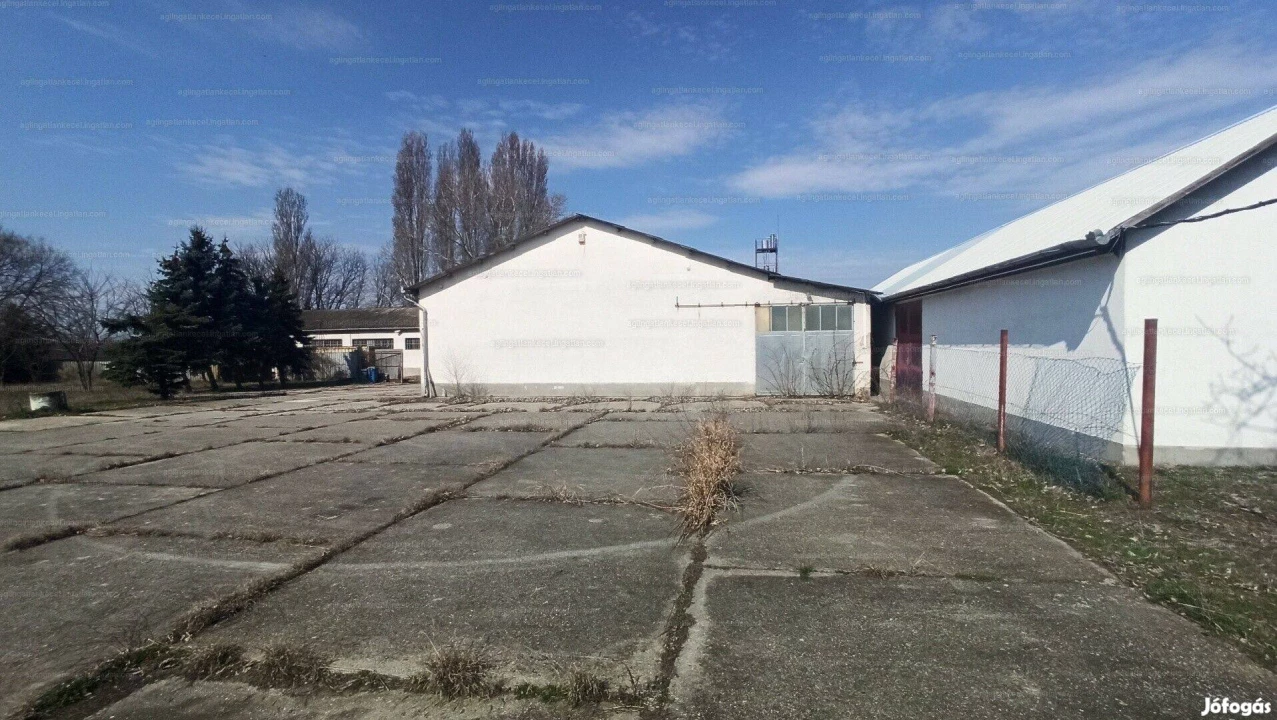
left=102, top=299, right=202, bottom=400
left=211, top=238, right=255, bottom=388
left=260, top=266, right=311, bottom=385
left=149, top=227, right=220, bottom=388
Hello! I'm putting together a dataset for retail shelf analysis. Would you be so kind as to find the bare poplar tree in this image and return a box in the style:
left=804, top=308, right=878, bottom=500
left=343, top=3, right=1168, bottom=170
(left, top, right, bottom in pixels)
left=455, top=129, right=489, bottom=261
left=391, top=131, right=432, bottom=287
left=271, top=188, right=308, bottom=295
left=488, top=131, right=564, bottom=249
left=432, top=141, right=459, bottom=273
left=375, top=129, right=564, bottom=293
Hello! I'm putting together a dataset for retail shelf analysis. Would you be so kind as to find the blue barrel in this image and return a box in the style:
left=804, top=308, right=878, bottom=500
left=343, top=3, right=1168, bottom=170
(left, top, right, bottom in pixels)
left=366, top=367, right=379, bottom=383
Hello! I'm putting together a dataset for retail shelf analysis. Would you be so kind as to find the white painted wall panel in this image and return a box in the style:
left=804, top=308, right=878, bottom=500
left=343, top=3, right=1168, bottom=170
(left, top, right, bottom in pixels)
left=416, top=220, right=846, bottom=394
left=1122, top=154, right=1277, bottom=458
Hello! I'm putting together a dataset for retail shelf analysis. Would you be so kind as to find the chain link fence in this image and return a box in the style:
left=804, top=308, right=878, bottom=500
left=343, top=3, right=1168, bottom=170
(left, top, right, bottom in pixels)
left=887, top=340, right=1143, bottom=495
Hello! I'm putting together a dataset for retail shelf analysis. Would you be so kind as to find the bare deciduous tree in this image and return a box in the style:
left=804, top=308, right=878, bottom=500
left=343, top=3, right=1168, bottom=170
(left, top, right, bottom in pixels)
left=0, top=227, right=76, bottom=312
left=270, top=188, right=309, bottom=294
left=455, top=129, right=489, bottom=261
left=0, top=227, right=76, bottom=383
left=391, top=131, right=432, bottom=287
left=301, top=236, right=367, bottom=310
left=39, top=271, right=130, bottom=389
left=488, top=131, right=563, bottom=249
left=255, top=188, right=368, bottom=309
left=432, top=141, right=459, bottom=273
left=369, top=246, right=404, bottom=307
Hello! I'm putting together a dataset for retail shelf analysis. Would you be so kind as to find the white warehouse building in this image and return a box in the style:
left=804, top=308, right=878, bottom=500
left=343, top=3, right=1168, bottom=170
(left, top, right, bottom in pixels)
left=301, top=308, right=422, bottom=380
left=406, top=215, right=874, bottom=398
left=874, top=106, right=1277, bottom=466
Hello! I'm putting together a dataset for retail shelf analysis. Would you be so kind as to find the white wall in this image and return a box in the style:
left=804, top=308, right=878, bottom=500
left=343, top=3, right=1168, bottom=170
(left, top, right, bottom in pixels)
left=919, top=255, right=1138, bottom=458
left=914, top=149, right=1277, bottom=465
left=415, top=219, right=856, bottom=395
left=1122, top=150, right=1277, bottom=463
left=308, top=331, right=422, bottom=376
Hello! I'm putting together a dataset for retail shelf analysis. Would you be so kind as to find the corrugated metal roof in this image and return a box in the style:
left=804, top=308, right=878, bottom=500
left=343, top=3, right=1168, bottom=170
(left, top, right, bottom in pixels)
left=301, top=308, right=417, bottom=332
left=874, top=105, right=1277, bottom=298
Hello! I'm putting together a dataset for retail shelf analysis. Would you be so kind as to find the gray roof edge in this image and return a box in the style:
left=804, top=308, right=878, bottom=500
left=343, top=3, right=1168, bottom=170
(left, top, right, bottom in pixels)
left=407, top=214, right=875, bottom=301
left=881, top=125, right=1277, bottom=303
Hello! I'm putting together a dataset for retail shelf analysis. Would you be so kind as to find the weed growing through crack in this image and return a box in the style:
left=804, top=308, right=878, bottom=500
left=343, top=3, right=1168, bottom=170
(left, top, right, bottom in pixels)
left=408, top=643, right=494, bottom=698
left=182, top=643, right=245, bottom=681
left=797, top=565, right=815, bottom=580
left=673, top=413, right=742, bottom=538
left=23, top=643, right=177, bottom=717
left=255, top=645, right=331, bottom=689
left=567, top=670, right=610, bottom=706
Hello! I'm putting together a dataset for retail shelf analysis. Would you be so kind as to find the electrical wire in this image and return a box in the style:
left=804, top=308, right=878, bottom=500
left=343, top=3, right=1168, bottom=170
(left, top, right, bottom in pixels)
left=1134, top=196, right=1277, bottom=230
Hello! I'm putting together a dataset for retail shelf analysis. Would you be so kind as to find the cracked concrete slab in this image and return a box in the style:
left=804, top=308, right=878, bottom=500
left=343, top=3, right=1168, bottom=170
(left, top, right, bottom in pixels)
left=673, top=573, right=1277, bottom=720
left=76, top=441, right=358, bottom=488
left=202, top=499, right=684, bottom=683
left=0, top=483, right=209, bottom=547
left=110, top=462, right=482, bottom=544
left=553, top=420, right=692, bottom=448
left=739, top=432, right=938, bottom=473
left=468, top=447, right=680, bottom=505
left=0, top=452, right=149, bottom=486
left=86, top=678, right=634, bottom=720
left=66, top=425, right=290, bottom=458
left=600, top=411, right=704, bottom=422
left=709, top=473, right=1104, bottom=581
left=0, top=415, right=116, bottom=431
left=0, top=422, right=158, bottom=452
left=657, top=400, right=768, bottom=413
left=271, top=418, right=454, bottom=444
left=461, top=412, right=597, bottom=433
left=224, top=412, right=369, bottom=430
left=556, top=400, right=663, bottom=412
left=0, top=534, right=315, bottom=718
left=130, top=410, right=275, bottom=429
left=728, top=410, right=888, bottom=434
left=344, top=431, right=554, bottom=468
left=456, top=401, right=563, bottom=412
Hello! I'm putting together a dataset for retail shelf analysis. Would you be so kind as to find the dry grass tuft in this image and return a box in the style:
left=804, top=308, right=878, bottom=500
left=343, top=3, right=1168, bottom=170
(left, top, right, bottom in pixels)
left=408, top=643, right=494, bottom=698
left=672, top=413, right=742, bottom=538
left=254, top=644, right=331, bottom=689
left=182, top=643, right=245, bottom=681
left=566, top=670, right=611, bottom=706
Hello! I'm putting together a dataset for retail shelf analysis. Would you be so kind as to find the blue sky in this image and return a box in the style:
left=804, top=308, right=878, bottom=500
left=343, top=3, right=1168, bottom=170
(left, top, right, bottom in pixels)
left=3, top=0, right=1276, bottom=289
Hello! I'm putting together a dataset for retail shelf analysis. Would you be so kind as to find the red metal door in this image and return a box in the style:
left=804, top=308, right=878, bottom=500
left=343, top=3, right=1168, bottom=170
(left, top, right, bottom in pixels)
left=895, top=301, right=923, bottom=393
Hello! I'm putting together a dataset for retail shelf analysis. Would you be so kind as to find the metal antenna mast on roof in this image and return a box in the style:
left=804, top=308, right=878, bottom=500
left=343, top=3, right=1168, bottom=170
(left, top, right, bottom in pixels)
left=755, top=233, right=779, bottom=273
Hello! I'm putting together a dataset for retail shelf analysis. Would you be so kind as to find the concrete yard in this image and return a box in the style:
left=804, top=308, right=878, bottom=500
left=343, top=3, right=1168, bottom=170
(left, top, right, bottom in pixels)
left=0, top=385, right=1272, bottom=719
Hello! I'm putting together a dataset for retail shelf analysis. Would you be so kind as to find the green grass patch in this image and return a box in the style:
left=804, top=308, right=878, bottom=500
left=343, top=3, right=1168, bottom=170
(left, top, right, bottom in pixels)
left=885, top=408, right=1277, bottom=671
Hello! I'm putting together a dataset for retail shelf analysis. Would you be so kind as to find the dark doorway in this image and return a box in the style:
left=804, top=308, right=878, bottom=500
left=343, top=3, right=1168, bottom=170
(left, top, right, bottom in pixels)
left=895, top=301, right=923, bottom=393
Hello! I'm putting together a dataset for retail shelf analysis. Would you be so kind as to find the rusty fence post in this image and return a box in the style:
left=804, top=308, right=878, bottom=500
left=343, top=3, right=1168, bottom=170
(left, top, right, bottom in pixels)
left=1139, top=318, right=1158, bottom=509
left=927, top=335, right=937, bottom=422
left=997, top=329, right=1008, bottom=454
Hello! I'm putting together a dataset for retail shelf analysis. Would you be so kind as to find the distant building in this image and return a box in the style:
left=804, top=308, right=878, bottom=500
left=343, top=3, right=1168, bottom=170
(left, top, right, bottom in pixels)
left=300, top=308, right=421, bottom=380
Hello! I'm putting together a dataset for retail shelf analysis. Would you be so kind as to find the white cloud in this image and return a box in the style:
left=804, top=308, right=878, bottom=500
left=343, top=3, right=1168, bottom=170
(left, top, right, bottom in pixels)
left=52, top=15, right=158, bottom=58
left=730, top=45, right=1277, bottom=198
left=619, top=209, right=718, bottom=233
left=626, top=11, right=738, bottom=62
left=178, top=141, right=354, bottom=188
left=542, top=104, right=735, bottom=171
left=267, top=6, right=362, bottom=50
